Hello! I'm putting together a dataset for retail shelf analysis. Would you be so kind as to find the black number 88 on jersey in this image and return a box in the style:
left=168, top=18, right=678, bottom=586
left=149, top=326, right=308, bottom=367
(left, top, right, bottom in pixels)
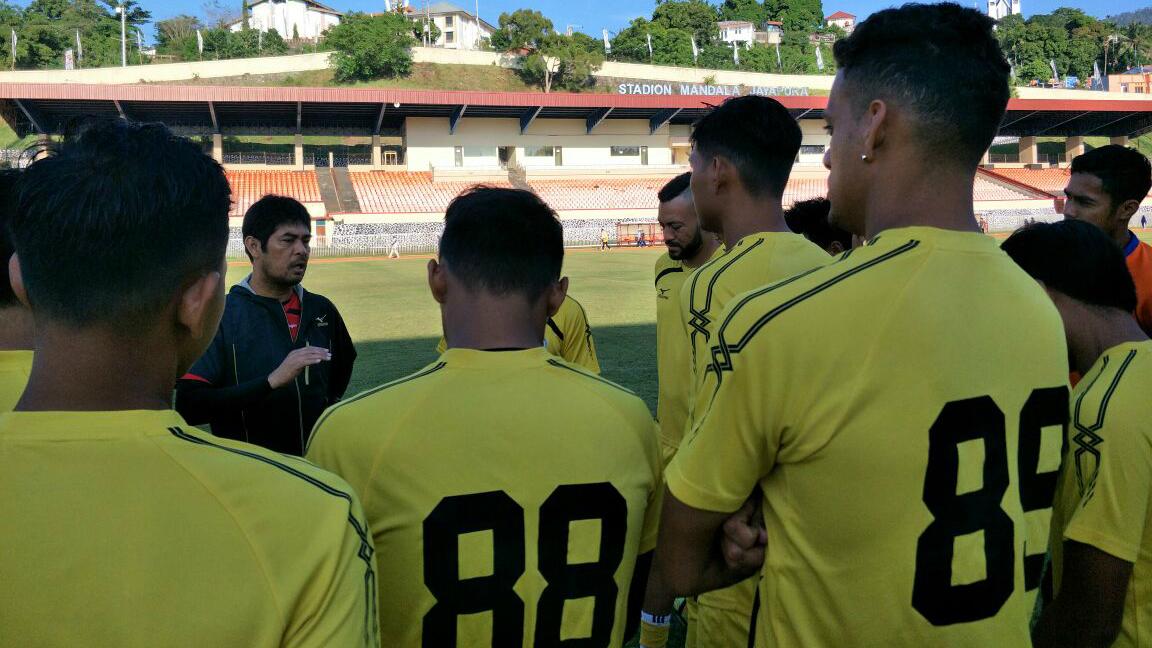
left=422, top=482, right=628, bottom=646
left=913, top=388, right=1068, bottom=626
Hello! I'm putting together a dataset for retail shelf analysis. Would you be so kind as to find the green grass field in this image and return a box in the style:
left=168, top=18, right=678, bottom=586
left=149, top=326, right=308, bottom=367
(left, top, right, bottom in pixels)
left=227, top=247, right=667, bottom=412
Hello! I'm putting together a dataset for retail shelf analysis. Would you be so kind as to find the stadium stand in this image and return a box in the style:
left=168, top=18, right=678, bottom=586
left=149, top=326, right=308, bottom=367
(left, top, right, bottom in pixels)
left=982, top=167, right=1070, bottom=196
left=227, top=171, right=322, bottom=216
left=973, top=170, right=1053, bottom=201
left=348, top=172, right=513, bottom=214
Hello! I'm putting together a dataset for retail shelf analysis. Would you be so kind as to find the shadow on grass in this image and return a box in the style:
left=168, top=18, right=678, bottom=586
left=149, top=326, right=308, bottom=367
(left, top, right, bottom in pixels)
left=345, top=323, right=660, bottom=414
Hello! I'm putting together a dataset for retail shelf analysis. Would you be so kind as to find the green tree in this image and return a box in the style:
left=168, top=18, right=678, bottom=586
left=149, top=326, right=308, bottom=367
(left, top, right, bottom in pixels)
left=718, top=0, right=768, bottom=25
left=326, top=12, right=416, bottom=82
left=651, top=0, right=718, bottom=46
left=520, top=32, right=604, bottom=92
left=490, top=9, right=553, bottom=51
left=767, top=0, right=824, bottom=33
left=611, top=19, right=695, bottom=66
left=154, top=14, right=202, bottom=54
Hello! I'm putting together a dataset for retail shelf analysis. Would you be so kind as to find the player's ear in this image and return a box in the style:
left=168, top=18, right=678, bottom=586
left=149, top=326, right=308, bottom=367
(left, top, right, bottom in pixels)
left=861, top=99, right=888, bottom=161
left=1116, top=198, right=1141, bottom=223
left=428, top=259, right=447, bottom=305
left=243, top=235, right=262, bottom=261
left=177, top=267, right=224, bottom=341
left=547, top=277, right=569, bottom=318
left=8, top=253, right=28, bottom=309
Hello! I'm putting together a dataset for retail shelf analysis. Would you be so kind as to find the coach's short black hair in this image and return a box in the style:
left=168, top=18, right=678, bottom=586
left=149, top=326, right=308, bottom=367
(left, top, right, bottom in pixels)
left=833, top=3, right=1009, bottom=169
left=242, top=194, right=312, bottom=260
left=785, top=198, right=853, bottom=252
left=1070, top=145, right=1152, bottom=210
left=691, top=96, right=800, bottom=198
left=439, top=186, right=563, bottom=301
left=658, top=172, right=692, bottom=203
left=1002, top=219, right=1136, bottom=313
left=0, top=169, right=21, bottom=307
left=12, top=120, right=231, bottom=327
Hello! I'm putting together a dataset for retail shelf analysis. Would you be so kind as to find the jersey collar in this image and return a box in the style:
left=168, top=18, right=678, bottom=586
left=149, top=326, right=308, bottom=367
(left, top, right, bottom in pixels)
left=0, top=409, right=189, bottom=440
left=1124, top=231, right=1140, bottom=258
left=439, top=346, right=551, bottom=369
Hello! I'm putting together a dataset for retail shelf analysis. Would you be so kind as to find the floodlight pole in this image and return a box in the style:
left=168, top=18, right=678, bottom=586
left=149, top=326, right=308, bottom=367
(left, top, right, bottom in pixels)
left=118, top=3, right=127, bottom=67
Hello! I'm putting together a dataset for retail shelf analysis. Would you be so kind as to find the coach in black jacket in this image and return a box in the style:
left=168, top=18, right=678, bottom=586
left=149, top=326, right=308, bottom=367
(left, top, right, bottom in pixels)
left=176, top=195, right=356, bottom=456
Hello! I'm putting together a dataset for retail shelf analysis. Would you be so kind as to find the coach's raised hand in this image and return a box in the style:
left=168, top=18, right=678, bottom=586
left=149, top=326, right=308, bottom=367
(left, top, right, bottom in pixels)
left=268, top=346, right=332, bottom=389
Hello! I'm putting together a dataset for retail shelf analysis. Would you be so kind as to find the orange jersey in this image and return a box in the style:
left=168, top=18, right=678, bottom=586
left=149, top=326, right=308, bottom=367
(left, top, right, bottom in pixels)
left=1125, top=232, right=1152, bottom=335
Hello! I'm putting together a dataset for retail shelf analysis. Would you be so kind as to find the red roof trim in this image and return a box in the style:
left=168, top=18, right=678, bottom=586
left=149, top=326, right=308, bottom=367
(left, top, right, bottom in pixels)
left=826, top=11, right=855, bottom=20
left=1, top=83, right=1151, bottom=115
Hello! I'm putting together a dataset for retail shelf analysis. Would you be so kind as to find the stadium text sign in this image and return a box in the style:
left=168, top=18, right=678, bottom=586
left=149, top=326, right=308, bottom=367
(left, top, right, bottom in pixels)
left=617, top=83, right=810, bottom=97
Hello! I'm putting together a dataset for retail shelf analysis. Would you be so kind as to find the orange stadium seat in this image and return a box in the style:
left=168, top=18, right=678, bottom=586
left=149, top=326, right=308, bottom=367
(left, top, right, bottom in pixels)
left=226, top=171, right=322, bottom=217
left=983, top=168, right=1070, bottom=196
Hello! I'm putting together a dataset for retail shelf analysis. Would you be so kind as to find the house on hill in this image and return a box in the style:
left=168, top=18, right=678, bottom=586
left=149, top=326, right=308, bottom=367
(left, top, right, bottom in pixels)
left=825, top=10, right=856, bottom=34
left=229, top=0, right=342, bottom=41
left=407, top=2, right=496, bottom=50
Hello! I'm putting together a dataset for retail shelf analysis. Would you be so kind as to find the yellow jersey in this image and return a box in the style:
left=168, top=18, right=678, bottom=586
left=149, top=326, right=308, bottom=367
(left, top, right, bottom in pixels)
left=655, top=252, right=690, bottom=464
left=0, top=349, right=32, bottom=411
left=0, top=409, right=378, bottom=648
left=307, top=348, right=662, bottom=647
left=669, top=226, right=1070, bottom=647
left=1050, top=340, right=1152, bottom=648
left=437, top=295, right=600, bottom=373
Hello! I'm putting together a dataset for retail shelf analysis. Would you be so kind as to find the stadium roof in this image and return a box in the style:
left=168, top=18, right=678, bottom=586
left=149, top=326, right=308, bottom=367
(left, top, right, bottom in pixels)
left=0, top=83, right=1149, bottom=139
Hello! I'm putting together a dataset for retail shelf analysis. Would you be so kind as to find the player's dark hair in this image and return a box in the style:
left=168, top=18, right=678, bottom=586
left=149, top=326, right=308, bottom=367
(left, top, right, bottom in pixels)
left=833, top=3, right=1009, bottom=169
left=1002, top=219, right=1137, bottom=313
left=440, top=186, right=563, bottom=302
left=242, top=194, right=312, bottom=261
left=785, top=198, right=853, bottom=253
left=12, top=119, right=231, bottom=327
left=1070, top=145, right=1152, bottom=210
left=690, top=96, right=800, bottom=198
left=0, top=169, right=22, bottom=307
left=658, top=172, right=692, bottom=203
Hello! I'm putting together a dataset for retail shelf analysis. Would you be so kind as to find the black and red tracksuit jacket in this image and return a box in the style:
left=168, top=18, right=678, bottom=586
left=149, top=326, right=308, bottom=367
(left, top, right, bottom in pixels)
left=175, top=279, right=356, bottom=456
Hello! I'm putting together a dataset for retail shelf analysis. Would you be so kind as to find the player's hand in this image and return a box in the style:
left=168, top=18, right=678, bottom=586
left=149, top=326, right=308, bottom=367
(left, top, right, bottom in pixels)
left=720, top=495, right=767, bottom=579
left=268, top=346, right=331, bottom=389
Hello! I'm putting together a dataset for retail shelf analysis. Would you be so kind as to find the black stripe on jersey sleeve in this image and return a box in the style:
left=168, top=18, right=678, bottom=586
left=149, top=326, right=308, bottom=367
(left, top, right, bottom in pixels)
left=546, top=358, right=637, bottom=396
left=687, top=239, right=764, bottom=353
left=654, top=266, right=685, bottom=287
left=1071, top=349, right=1138, bottom=503
left=547, top=318, right=564, bottom=341
left=308, top=361, right=448, bottom=447
left=710, top=240, right=920, bottom=378
left=167, top=426, right=379, bottom=647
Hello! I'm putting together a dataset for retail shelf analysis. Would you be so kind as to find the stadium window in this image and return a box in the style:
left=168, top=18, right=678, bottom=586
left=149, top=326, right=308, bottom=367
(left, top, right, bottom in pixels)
left=446, top=31, right=455, bottom=43
left=454, top=146, right=463, bottom=167
left=525, top=146, right=555, bottom=158
left=610, top=146, right=641, bottom=156
left=445, top=15, right=454, bottom=27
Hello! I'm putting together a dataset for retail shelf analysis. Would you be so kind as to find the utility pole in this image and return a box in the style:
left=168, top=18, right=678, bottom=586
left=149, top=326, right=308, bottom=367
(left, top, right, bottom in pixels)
left=117, top=2, right=126, bottom=67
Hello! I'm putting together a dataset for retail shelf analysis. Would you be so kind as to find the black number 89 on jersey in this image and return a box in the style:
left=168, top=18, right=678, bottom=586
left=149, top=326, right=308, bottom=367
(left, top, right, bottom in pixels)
left=422, top=482, right=628, bottom=646
left=913, top=387, right=1068, bottom=626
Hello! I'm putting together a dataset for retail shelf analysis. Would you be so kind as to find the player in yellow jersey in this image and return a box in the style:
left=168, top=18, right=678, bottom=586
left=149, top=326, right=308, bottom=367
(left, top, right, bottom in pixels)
left=642, top=6, right=1069, bottom=647
left=784, top=197, right=855, bottom=256
left=0, top=120, right=378, bottom=648
left=662, top=95, right=829, bottom=648
left=1002, top=221, right=1152, bottom=648
left=308, top=187, right=661, bottom=647
left=0, top=169, right=33, bottom=410
left=655, top=172, right=720, bottom=464
left=435, top=293, right=600, bottom=373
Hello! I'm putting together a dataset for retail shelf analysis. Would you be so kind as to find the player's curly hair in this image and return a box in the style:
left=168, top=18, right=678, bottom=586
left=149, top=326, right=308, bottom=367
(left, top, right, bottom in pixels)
left=833, top=3, right=1010, bottom=169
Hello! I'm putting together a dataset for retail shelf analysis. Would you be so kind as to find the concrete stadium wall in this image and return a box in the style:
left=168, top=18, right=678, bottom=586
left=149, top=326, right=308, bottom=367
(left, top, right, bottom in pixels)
left=597, top=61, right=832, bottom=90
left=0, top=52, right=334, bottom=85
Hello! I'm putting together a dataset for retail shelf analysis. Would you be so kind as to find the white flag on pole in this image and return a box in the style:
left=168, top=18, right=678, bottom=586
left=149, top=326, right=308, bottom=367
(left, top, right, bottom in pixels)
left=76, top=29, right=82, bottom=61
left=258, top=29, right=263, bottom=50
left=10, top=29, right=16, bottom=59
left=602, top=29, right=611, bottom=54
left=774, top=41, right=782, bottom=69
left=815, top=42, right=825, bottom=70
left=196, top=29, right=204, bottom=54
left=136, top=28, right=142, bottom=53
left=732, top=41, right=739, bottom=65
left=690, top=35, right=698, bottom=63
left=646, top=32, right=653, bottom=59
left=1049, top=59, right=1059, bottom=82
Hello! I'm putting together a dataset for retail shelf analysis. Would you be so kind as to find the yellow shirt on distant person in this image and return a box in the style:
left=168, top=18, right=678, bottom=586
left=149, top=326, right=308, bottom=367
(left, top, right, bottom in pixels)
left=437, top=295, right=600, bottom=373
left=0, top=349, right=32, bottom=411
left=308, top=348, right=661, bottom=647
left=1050, top=340, right=1152, bottom=648
left=0, top=409, right=378, bottom=648
left=670, top=227, right=1069, bottom=647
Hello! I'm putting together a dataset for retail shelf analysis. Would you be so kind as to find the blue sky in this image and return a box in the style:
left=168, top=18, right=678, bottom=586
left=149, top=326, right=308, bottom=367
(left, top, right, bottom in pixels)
left=23, top=0, right=1152, bottom=40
